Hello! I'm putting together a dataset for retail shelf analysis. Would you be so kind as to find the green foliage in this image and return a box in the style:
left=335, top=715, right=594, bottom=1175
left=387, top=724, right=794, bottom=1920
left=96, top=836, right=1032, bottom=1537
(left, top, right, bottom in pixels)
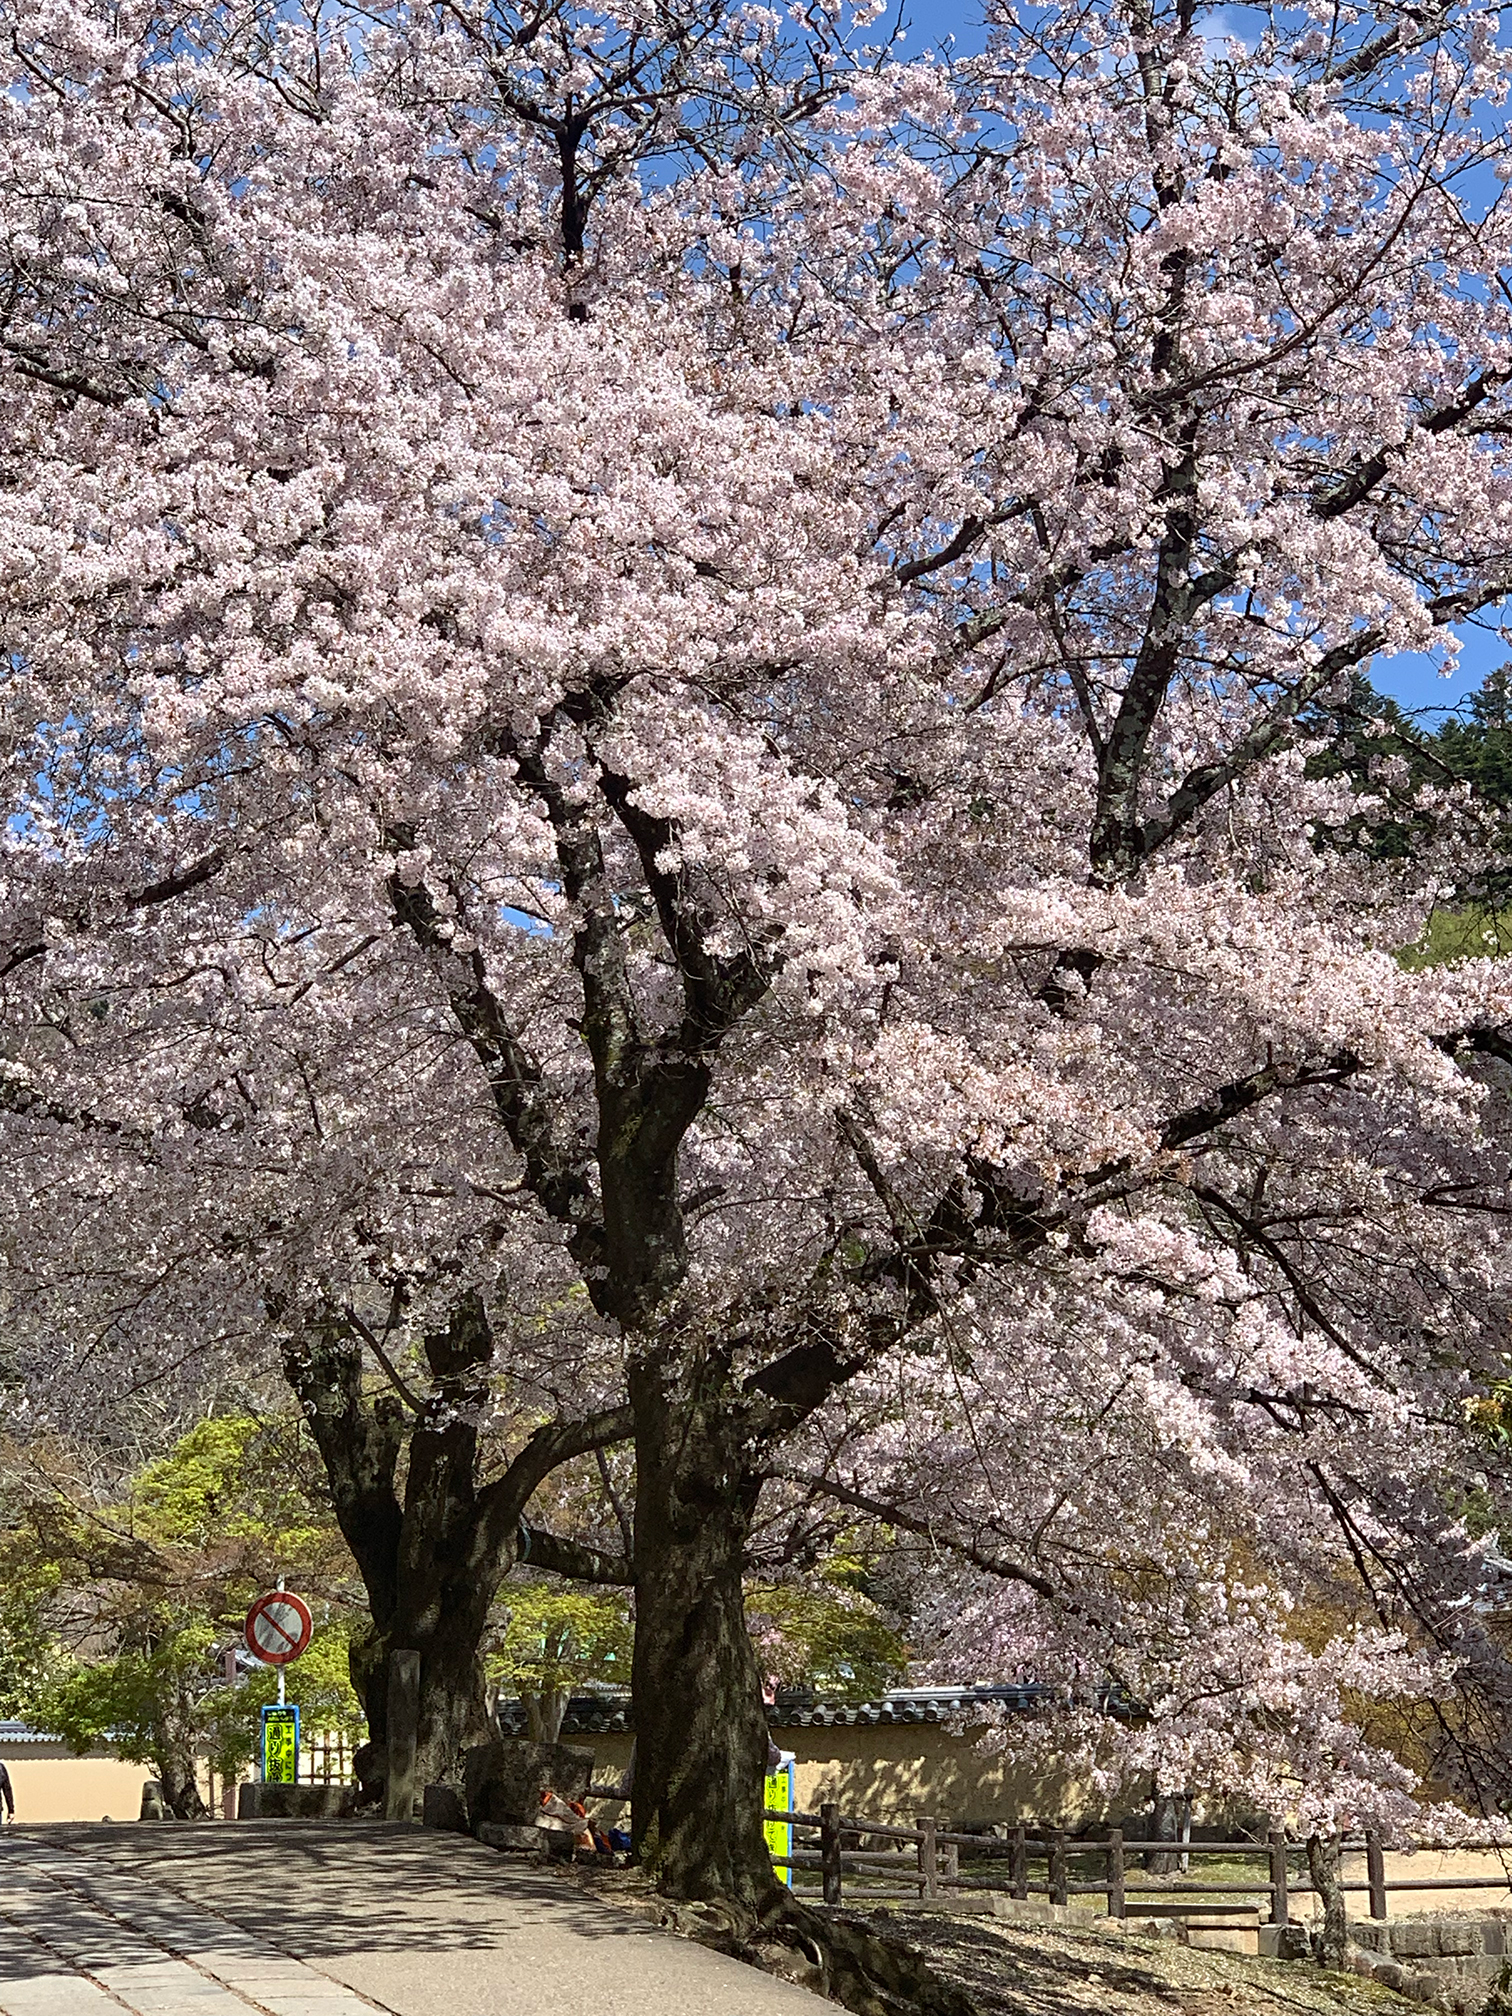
left=491, top=1581, right=632, bottom=1696
left=1398, top=906, right=1512, bottom=969
left=745, top=1568, right=906, bottom=1702
left=0, top=1547, right=65, bottom=1718
left=1434, top=667, right=1512, bottom=810
left=31, top=1610, right=363, bottom=1785
left=8, top=1412, right=364, bottom=1805
left=205, top=1624, right=366, bottom=1781
left=238, top=1626, right=366, bottom=1742
left=35, top=1616, right=217, bottom=1765
left=488, top=1579, right=632, bottom=1742
left=127, top=1414, right=336, bottom=1571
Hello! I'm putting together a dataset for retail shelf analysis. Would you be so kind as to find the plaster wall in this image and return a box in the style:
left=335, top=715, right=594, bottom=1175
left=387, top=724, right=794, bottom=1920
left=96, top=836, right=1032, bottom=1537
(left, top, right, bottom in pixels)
left=782, top=1724, right=1105, bottom=1827
left=0, top=1743, right=154, bottom=1823
left=576, top=1725, right=1104, bottom=1830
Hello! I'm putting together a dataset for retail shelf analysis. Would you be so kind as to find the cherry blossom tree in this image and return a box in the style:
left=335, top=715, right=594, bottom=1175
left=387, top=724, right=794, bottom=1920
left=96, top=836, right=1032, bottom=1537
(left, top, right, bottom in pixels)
left=5, top=0, right=1512, bottom=1962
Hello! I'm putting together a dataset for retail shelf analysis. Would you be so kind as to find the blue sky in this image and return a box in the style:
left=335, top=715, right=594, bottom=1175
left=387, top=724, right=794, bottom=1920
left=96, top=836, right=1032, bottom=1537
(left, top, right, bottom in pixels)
left=901, top=0, right=1504, bottom=723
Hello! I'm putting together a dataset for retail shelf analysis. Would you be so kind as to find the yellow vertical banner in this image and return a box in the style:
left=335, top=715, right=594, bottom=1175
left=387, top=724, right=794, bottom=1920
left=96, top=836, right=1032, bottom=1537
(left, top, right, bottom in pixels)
left=261, top=1705, right=300, bottom=1785
left=764, top=1758, right=795, bottom=1886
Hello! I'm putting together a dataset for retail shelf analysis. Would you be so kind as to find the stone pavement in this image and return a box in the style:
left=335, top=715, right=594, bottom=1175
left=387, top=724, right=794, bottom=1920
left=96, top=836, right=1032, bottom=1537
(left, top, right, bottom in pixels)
left=0, top=1825, right=820, bottom=2016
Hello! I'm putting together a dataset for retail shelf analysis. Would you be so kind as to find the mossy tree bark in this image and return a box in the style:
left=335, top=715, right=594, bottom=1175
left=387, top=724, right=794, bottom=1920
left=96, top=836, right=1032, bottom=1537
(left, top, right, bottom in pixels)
left=1308, top=1833, right=1348, bottom=1971
left=629, top=1353, right=775, bottom=1904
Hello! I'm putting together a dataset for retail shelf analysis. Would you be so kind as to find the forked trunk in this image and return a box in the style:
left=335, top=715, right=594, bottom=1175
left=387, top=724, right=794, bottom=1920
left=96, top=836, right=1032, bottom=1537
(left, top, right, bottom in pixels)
left=288, top=1306, right=633, bottom=1798
left=630, top=1358, right=776, bottom=1905
left=290, top=1306, right=505, bottom=1789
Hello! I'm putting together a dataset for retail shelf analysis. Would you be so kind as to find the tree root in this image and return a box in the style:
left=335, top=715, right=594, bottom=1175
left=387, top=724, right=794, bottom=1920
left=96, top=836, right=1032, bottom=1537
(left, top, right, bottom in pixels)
left=645, top=1887, right=980, bottom=2016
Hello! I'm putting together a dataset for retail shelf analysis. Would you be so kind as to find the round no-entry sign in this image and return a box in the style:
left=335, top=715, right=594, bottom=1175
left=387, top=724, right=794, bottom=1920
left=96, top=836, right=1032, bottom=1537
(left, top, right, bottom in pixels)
left=245, top=1590, right=313, bottom=1667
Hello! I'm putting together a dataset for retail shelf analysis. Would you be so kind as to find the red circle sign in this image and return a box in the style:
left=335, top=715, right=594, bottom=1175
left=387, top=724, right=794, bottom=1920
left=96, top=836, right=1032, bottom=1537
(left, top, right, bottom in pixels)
left=245, top=1591, right=313, bottom=1667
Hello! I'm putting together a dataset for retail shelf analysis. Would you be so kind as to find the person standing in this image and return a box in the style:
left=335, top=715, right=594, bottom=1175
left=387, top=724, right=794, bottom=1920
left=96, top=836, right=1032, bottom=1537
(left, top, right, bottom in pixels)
left=0, top=1761, right=14, bottom=1822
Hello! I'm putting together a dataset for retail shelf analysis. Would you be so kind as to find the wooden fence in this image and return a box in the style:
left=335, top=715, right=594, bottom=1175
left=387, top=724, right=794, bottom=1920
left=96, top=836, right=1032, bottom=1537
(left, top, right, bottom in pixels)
left=298, top=1731, right=355, bottom=1786
left=767, top=1811, right=1512, bottom=1922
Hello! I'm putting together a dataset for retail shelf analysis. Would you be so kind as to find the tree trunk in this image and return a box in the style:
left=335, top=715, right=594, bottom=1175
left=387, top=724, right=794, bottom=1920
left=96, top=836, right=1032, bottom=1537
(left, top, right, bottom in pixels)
left=525, top=1689, right=570, bottom=1743
left=155, top=1728, right=207, bottom=1819
left=630, top=1356, right=776, bottom=1906
left=1146, top=1783, right=1180, bottom=1874
left=293, top=1314, right=496, bottom=1785
left=1308, top=1833, right=1348, bottom=1970
left=285, top=1305, right=632, bottom=1793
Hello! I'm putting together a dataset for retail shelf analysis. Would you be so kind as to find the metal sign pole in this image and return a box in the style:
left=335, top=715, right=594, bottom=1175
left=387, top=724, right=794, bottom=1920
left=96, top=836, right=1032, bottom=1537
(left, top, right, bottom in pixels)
left=244, top=1586, right=312, bottom=1785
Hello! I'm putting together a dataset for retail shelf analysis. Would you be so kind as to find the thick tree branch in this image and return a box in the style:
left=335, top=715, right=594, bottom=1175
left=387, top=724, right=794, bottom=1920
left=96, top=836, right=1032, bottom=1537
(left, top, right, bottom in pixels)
left=517, top=1525, right=634, bottom=1584
left=124, top=849, right=227, bottom=910
left=385, top=854, right=605, bottom=1274
left=280, top=1328, right=405, bottom=1628
left=477, top=1404, right=634, bottom=1537
left=1137, top=626, right=1385, bottom=863
left=1195, top=1185, right=1393, bottom=1389
left=597, top=766, right=775, bottom=1054
left=507, top=739, right=643, bottom=1084
left=1158, top=1049, right=1364, bottom=1153
left=341, top=1304, right=424, bottom=1413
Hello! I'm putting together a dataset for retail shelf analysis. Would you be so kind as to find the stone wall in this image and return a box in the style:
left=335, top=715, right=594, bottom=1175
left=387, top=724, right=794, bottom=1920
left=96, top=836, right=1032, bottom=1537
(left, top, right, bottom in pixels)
left=1348, top=1916, right=1511, bottom=2014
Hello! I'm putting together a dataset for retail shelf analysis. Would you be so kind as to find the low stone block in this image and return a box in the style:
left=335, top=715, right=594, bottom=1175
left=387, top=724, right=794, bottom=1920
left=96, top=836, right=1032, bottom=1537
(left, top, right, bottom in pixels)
left=1390, top=1921, right=1440, bottom=1959
left=1407, top=1970, right=1448, bottom=2007
left=1440, top=1923, right=1482, bottom=1956
left=476, top=1821, right=542, bottom=1853
left=237, top=1782, right=346, bottom=1819
left=1187, top=1928, right=1257, bottom=1956
left=1374, top=1959, right=1408, bottom=1993
left=984, top=1896, right=1111, bottom=1932
left=463, top=1738, right=593, bottom=1829
left=423, top=1783, right=468, bottom=1832
left=1258, top=1922, right=1311, bottom=1960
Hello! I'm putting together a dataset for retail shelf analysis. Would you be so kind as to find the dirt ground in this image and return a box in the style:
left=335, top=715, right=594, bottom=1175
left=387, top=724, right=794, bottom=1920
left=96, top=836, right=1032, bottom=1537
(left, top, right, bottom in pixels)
left=858, top=1908, right=1451, bottom=2016
left=563, top=1860, right=1444, bottom=2016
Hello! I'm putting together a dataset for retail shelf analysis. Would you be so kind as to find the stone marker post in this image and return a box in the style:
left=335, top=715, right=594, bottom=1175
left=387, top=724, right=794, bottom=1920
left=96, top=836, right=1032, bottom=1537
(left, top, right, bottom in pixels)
left=385, top=1650, right=421, bottom=1823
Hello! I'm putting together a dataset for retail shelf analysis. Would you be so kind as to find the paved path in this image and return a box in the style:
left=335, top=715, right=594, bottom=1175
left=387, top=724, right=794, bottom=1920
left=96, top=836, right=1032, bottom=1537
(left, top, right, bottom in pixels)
left=0, top=1825, right=818, bottom=2016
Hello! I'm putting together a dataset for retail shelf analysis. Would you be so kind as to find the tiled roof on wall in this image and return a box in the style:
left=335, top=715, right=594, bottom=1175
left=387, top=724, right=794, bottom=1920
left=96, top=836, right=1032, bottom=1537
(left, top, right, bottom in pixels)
left=494, top=1684, right=1060, bottom=1739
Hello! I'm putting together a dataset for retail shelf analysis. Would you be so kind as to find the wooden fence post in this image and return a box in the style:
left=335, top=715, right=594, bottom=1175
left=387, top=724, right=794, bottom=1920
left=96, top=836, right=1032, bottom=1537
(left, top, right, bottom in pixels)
left=1051, top=1828, right=1069, bottom=1907
left=384, top=1649, right=420, bottom=1823
left=943, top=1839, right=960, bottom=1886
left=1267, top=1830, right=1289, bottom=1926
left=1107, top=1828, right=1125, bottom=1920
left=821, top=1802, right=842, bottom=1907
left=1366, top=1831, right=1388, bottom=1921
left=917, top=1814, right=940, bottom=1899
left=1011, top=1823, right=1028, bottom=1900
